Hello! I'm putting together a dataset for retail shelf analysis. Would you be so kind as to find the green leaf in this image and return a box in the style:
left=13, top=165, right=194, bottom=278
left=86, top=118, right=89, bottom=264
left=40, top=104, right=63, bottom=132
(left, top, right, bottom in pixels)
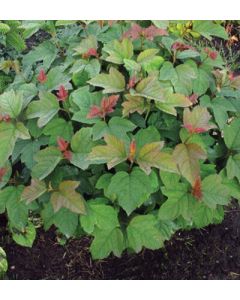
left=32, top=146, right=62, bottom=180
left=137, top=49, right=159, bottom=63
left=0, top=161, right=11, bottom=190
left=15, top=122, right=31, bottom=140
left=173, top=143, right=207, bottom=185
left=159, top=61, right=178, bottom=85
left=54, top=208, right=78, bottom=237
left=50, top=181, right=86, bottom=214
left=192, top=203, right=224, bottom=228
left=43, top=118, right=73, bottom=143
left=226, top=154, right=240, bottom=182
left=156, top=91, right=192, bottom=116
left=92, top=116, right=136, bottom=141
left=71, top=86, right=103, bottom=124
left=0, top=90, right=23, bottom=118
left=88, top=67, right=125, bottom=93
left=0, top=247, right=8, bottom=278
left=133, top=76, right=165, bottom=101
left=174, top=62, right=197, bottom=95
left=136, top=142, right=178, bottom=175
left=103, top=38, right=133, bottom=64
left=127, top=214, right=173, bottom=253
left=26, top=91, right=59, bottom=128
left=193, top=68, right=210, bottom=95
left=44, top=66, right=72, bottom=91
left=202, top=175, right=230, bottom=209
left=223, top=118, right=240, bottom=151
left=21, top=179, right=47, bottom=204
left=90, top=227, right=125, bottom=259
left=193, top=21, right=228, bottom=40
left=159, top=182, right=196, bottom=221
left=5, top=186, right=28, bottom=230
left=11, top=222, right=36, bottom=248
left=183, top=106, right=216, bottom=133
left=80, top=199, right=119, bottom=234
left=22, top=41, right=58, bottom=71
left=122, top=94, right=148, bottom=117
left=74, top=35, right=98, bottom=55
left=0, top=122, right=17, bottom=163
left=134, top=126, right=160, bottom=149
left=70, top=127, right=96, bottom=170
left=107, top=168, right=154, bottom=215
left=89, top=135, right=127, bottom=169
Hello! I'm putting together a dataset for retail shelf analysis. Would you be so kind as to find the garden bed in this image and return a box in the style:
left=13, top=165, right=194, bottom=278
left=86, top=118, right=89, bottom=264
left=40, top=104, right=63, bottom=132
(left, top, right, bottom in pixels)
left=1, top=202, right=240, bottom=280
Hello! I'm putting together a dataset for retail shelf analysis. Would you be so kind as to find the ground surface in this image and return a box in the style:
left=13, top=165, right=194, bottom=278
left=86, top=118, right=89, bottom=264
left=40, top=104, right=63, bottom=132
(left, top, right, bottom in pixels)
left=1, top=203, right=240, bottom=280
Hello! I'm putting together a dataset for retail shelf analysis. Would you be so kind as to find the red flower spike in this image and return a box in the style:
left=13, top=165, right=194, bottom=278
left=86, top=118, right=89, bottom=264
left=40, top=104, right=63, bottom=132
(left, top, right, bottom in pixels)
left=228, top=72, right=235, bottom=81
left=0, top=167, right=7, bottom=182
left=57, top=85, right=68, bottom=102
left=0, top=114, right=11, bottom=123
left=82, top=48, right=98, bottom=59
left=57, top=137, right=69, bottom=152
left=128, top=140, right=137, bottom=163
left=87, top=95, right=120, bottom=119
left=63, top=150, right=72, bottom=161
left=192, top=176, right=202, bottom=200
left=37, top=69, right=47, bottom=84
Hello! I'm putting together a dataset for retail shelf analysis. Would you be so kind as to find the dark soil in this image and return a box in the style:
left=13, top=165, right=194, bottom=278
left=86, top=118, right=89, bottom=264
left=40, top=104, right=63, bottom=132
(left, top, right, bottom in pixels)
left=1, top=203, right=240, bottom=280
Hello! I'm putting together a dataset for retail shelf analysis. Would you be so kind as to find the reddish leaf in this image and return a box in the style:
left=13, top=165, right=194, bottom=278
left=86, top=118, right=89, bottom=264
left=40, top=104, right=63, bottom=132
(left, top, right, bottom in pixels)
left=57, top=85, right=68, bottom=102
left=123, top=23, right=167, bottom=41
left=128, top=139, right=137, bottom=163
left=188, top=93, right=198, bottom=104
left=57, top=137, right=69, bottom=152
left=192, top=176, right=202, bottom=200
left=63, top=150, right=72, bottom=160
left=183, top=106, right=216, bottom=134
left=37, top=69, right=47, bottom=83
left=82, top=48, right=98, bottom=59
left=0, top=167, right=7, bottom=182
left=172, top=42, right=194, bottom=51
left=127, top=76, right=138, bottom=89
left=204, top=48, right=218, bottom=60
left=0, top=114, right=11, bottom=123
left=87, top=95, right=119, bottom=119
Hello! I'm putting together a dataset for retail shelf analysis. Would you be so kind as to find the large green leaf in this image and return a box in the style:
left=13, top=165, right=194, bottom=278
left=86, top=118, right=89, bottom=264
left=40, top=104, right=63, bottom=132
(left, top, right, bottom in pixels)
left=70, top=127, right=96, bottom=170
left=54, top=208, right=78, bottom=237
left=21, top=179, right=47, bottom=204
left=44, top=66, right=72, bottom=91
left=107, top=167, right=154, bottom=215
left=159, top=181, right=196, bottom=221
left=127, top=214, right=174, bottom=253
left=192, top=203, right=224, bottom=228
left=71, top=86, right=103, bottom=124
left=50, top=181, right=86, bottom=214
left=43, top=118, right=73, bottom=144
left=0, top=90, right=23, bottom=118
left=223, top=118, right=240, bottom=151
left=0, top=122, right=17, bottom=164
left=88, top=67, right=125, bottom=93
left=11, top=221, right=36, bottom=248
left=26, top=91, right=59, bottom=128
left=22, top=41, right=58, bottom=71
left=133, top=76, right=165, bottom=101
left=31, top=146, right=62, bottom=180
left=80, top=199, right=119, bottom=234
left=103, top=38, right=133, bottom=64
left=193, top=21, right=228, bottom=40
left=201, top=175, right=230, bottom=209
left=89, top=135, right=127, bottom=169
left=226, top=154, right=240, bottom=182
left=90, top=227, right=125, bottom=259
left=92, top=116, right=136, bottom=141
left=173, top=143, right=207, bottom=185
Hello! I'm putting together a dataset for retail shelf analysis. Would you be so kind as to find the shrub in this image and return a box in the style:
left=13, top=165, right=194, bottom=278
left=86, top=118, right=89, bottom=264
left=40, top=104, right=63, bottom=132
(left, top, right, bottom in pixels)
left=0, top=20, right=239, bottom=259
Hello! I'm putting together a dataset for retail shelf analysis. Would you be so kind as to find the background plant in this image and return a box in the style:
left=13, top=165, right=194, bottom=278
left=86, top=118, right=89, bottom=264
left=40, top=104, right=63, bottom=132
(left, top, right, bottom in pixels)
left=0, top=20, right=239, bottom=259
